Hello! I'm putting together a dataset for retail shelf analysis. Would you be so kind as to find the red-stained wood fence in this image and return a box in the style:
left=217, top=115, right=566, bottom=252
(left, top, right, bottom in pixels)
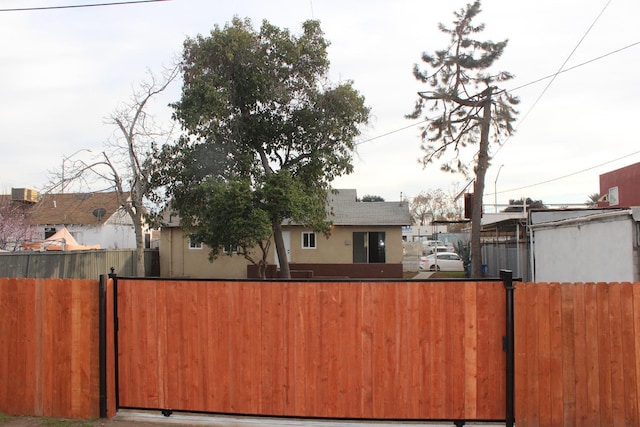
left=0, top=278, right=100, bottom=419
left=5, top=277, right=639, bottom=426
left=515, top=282, right=640, bottom=427
left=115, top=279, right=507, bottom=422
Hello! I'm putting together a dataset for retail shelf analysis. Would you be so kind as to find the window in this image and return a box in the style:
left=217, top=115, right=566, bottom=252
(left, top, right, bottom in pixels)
left=44, top=227, right=56, bottom=239
left=353, top=231, right=386, bottom=263
left=223, top=244, right=240, bottom=254
left=188, top=238, right=203, bottom=249
left=302, top=232, right=316, bottom=249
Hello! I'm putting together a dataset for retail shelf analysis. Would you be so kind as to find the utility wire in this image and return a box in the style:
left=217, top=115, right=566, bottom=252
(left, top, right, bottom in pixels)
left=355, top=119, right=428, bottom=146
left=492, top=0, right=612, bottom=158
left=508, top=41, right=640, bottom=92
left=354, top=39, right=640, bottom=148
left=0, top=0, right=171, bottom=12
left=492, top=149, right=640, bottom=196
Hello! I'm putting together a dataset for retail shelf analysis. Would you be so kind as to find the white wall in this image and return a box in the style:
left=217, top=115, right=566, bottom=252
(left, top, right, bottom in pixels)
left=533, top=215, right=635, bottom=283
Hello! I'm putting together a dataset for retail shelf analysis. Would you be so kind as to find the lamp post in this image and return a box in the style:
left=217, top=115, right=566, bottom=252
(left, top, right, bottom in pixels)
left=494, top=164, right=504, bottom=213
left=61, top=148, right=91, bottom=193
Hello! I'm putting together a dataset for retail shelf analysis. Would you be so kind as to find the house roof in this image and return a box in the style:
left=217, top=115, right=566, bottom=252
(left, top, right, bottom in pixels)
left=162, top=189, right=412, bottom=228
left=327, top=189, right=412, bottom=226
left=26, top=192, right=127, bottom=226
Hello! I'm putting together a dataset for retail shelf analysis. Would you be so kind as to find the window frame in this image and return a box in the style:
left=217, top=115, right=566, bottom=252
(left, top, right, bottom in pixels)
left=188, top=238, right=203, bottom=250
left=301, top=231, right=317, bottom=249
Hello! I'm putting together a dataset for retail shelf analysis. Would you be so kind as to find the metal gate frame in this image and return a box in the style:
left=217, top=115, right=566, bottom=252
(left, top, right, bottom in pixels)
left=99, top=271, right=517, bottom=426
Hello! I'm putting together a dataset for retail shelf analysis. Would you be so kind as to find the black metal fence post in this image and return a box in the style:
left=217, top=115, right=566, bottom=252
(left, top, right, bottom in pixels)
left=98, top=274, right=107, bottom=418
left=108, top=267, right=119, bottom=411
left=501, top=269, right=515, bottom=427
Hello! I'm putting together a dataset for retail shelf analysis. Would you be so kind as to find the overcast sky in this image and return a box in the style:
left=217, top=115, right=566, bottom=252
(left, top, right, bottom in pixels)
left=1, top=0, right=638, bottom=209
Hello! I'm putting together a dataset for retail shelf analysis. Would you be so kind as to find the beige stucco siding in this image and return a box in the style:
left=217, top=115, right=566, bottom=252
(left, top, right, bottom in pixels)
left=160, top=228, right=254, bottom=279
left=285, top=225, right=404, bottom=264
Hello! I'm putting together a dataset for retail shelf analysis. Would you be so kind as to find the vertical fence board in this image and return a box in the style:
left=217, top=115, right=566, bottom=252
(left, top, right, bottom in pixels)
left=608, top=283, right=626, bottom=427
left=621, top=282, right=639, bottom=426
left=548, top=283, right=564, bottom=427
left=537, top=283, right=552, bottom=427
left=634, top=283, right=640, bottom=425
left=596, top=282, right=614, bottom=426
left=573, top=283, right=589, bottom=426
left=446, top=283, right=465, bottom=419
left=514, top=282, right=529, bottom=427
left=561, top=283, right=577, bottom=427
left=360, top=282, right=374, bottom=417
left=430, top=281, right=446, bottom=419
left=584, top=284, right=601, bottom=427
left=463, top=281, right=478, bottom=420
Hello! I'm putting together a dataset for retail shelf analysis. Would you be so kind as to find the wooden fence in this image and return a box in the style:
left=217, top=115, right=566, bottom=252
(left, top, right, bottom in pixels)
left=115, top=279, right=506, bottom=421
left=0, top=249, right=159, bottom=279
left=0, top=278, right=100, bottom=418
left=3, top=277, right=640, bottom=426
left=515, top=282, right=640, bottom=426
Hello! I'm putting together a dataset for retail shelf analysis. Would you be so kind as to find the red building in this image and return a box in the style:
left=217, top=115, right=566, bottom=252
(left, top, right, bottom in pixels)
left=599, top=161, right=640, bottom=206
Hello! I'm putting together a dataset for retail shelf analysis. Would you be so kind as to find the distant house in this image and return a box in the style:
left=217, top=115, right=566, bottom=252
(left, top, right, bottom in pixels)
left=599, top=161, right=640, bottom=207
left=159, top=189, right=412, bottom=279
left=2, top=188, right=139, bottom=250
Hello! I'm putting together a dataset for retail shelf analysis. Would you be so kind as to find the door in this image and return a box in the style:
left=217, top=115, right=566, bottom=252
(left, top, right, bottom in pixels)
left=274, top=230, right=291, bottom=267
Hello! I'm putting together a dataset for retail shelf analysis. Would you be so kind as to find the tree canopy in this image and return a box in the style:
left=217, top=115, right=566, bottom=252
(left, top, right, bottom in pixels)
left=408, top=1, right=518, bottom=277
left=162, top=17, right=370, bottom=277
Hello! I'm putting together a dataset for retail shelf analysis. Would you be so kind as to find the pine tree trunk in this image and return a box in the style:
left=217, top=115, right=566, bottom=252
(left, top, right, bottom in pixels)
left=470, top=87, right=493, bottom=278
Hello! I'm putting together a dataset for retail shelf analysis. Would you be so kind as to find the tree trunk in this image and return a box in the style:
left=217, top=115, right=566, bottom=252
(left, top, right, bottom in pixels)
left=470, top=87, right=493, bottom=278
left=272, top=221, right=290, bottom=278
left=134, top=210, right=145, bottom=277
left=257, top=147, right=292, bottom=279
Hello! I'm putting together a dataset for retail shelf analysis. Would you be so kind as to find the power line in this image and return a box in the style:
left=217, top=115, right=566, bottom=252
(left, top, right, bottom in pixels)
left=0, top=0, right=171, bottom=12
left=493, top=149, right=640, bottom=196
left=492, top=0, right=612, bottom=158
left=355, top=41, right=639, bottom=149
left=355, top=119, right=428, bottom=146
left=508, top=41, right=640, bottom=92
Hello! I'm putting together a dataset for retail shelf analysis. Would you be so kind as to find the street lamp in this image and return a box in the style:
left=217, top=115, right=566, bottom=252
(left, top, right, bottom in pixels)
left=61, top=148, right=91, bottom=193
left=494, top=164, right=504, bottom=213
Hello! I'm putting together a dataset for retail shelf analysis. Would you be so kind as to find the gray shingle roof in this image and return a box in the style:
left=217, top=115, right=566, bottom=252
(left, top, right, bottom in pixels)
left=327, top=189, right=412, bottom=226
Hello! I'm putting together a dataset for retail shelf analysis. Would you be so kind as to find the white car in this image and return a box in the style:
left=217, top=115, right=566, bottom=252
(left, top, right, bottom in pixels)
left=419, top=252, right=464, bottom=272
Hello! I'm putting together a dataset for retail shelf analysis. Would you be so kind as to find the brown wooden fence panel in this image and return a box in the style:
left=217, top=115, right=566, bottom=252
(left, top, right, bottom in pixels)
left=515, top=282, right=640, bottom=427
left=0, top=278, right=99, bottom=419
left=116, top=279, right=506, bottom=420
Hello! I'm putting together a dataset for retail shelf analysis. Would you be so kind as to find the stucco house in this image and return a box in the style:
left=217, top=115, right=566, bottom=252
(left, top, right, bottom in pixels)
left=4, top=188, right=139, bottom=250
left=159, top=189, right=412, bottom=279
left=599, top=160, right=640, bottom=207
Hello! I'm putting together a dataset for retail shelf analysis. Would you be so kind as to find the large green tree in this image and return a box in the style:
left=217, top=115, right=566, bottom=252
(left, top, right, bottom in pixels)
left=408, top=1, right=518, bottom=277
left=164, top=17, right=369, bottom=278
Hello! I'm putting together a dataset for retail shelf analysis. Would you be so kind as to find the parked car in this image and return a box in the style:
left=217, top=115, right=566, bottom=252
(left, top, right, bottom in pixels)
left=419, top=252, right=464, bottom=272
left=421, top=239, right=444, bottom=254
left=423, top=245, right=449, bottom=255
